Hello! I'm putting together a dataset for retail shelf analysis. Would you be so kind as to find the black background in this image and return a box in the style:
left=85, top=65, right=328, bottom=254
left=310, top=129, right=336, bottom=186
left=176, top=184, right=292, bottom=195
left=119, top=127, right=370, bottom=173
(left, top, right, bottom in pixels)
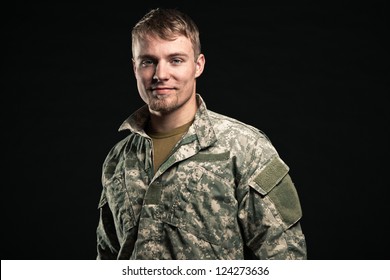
left=2, top=1, right=389, bottom=260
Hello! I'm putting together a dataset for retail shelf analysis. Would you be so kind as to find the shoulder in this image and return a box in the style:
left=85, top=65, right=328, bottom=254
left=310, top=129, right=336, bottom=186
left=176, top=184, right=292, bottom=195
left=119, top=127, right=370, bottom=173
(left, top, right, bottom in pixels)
left=101, top=133, right=134, bottom=179
left=207, top=110, right=279, bottom=164
left=208, top=110, right=271, bottom=144
left=105, top=135, right=131, bottom=160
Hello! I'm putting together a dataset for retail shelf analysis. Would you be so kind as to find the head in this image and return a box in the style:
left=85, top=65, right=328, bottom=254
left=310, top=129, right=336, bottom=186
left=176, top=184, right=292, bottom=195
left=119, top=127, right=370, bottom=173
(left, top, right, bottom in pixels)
left=132, top=8, right=201, bottom=60
left=131, top=8, right=205, bottom=117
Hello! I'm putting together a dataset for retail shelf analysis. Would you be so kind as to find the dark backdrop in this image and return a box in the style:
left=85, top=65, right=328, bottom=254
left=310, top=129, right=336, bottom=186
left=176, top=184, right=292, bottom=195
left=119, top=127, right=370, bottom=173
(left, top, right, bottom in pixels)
left=2, top=1, right=389, bottom=260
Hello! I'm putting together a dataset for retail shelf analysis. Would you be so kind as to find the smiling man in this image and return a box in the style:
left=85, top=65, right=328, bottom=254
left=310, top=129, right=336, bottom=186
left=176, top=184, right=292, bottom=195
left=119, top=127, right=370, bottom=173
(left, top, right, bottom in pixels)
left=96, top=7, right=307, bottom=260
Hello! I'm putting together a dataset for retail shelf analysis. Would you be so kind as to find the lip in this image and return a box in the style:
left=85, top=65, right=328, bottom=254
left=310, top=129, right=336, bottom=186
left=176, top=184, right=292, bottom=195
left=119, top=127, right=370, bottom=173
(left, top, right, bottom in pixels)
left=151, top=87, right=174, bottom=94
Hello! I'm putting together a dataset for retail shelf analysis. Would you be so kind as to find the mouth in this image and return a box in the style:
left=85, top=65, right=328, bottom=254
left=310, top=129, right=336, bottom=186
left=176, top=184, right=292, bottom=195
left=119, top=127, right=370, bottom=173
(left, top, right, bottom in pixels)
left=150, top=86, right=175, bottom=95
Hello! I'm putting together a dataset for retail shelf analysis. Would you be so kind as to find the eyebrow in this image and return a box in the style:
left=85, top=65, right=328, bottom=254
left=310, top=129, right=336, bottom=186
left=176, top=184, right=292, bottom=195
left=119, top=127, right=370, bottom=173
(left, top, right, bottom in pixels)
left=137, top=52, right=190, bottom=60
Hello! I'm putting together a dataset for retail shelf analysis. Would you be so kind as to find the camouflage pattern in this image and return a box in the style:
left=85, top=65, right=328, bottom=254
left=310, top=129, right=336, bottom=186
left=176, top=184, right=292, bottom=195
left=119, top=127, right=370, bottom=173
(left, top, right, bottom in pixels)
left=96, top=94, right=307, bottom=260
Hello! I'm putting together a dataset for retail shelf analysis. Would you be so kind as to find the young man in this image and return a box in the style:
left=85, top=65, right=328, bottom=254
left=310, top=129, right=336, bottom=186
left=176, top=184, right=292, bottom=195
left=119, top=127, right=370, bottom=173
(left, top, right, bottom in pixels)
left=96, top=8, right=307, bottom=260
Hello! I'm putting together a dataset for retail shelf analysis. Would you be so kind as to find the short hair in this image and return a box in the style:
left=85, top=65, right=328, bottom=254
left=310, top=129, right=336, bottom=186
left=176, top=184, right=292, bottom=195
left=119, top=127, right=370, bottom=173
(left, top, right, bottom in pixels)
left=132, top=8, right=201, bottom=59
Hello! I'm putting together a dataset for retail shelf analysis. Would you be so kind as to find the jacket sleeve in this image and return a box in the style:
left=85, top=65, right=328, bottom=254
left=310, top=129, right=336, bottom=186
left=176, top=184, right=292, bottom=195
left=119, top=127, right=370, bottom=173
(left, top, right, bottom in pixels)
left=96, top=190, right=120, bottom=259
left=237, top=156, right=307, bottom=259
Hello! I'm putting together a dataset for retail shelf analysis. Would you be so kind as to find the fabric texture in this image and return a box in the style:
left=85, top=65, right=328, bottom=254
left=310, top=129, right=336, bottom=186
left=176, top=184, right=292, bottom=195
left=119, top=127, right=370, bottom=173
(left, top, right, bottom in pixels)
left=96, top=94, right=307, bottom=260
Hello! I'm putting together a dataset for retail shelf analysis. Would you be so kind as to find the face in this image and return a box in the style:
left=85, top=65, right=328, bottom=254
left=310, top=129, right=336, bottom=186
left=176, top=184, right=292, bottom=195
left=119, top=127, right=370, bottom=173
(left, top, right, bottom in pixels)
left=132, top=35, right=205, bottom=116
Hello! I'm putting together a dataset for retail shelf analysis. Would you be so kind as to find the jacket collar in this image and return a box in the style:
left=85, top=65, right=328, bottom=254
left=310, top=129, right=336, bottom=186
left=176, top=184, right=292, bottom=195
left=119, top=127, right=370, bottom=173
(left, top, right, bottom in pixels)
left=118, top=94, right=217, bottom=148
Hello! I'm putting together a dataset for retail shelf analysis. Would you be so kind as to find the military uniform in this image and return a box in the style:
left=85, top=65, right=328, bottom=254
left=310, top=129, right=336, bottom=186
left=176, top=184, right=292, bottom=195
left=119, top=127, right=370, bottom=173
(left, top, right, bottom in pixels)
left=96, top=94, right=307, bottom=259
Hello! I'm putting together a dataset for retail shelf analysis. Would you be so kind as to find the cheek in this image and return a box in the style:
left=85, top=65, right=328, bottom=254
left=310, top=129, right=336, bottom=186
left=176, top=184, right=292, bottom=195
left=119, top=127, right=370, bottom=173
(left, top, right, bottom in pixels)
left=135, top=72, right=148, bottom=91
left=136, top=67, right=153, bottom=80
left=135, top=73, right=152, bottom=90
left=176, top=67, right=196, bottom=81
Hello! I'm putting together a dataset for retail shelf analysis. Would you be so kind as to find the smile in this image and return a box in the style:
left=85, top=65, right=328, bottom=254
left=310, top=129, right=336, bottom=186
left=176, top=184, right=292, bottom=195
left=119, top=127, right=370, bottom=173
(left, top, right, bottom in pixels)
left=151, top=87, right=174, bottom=95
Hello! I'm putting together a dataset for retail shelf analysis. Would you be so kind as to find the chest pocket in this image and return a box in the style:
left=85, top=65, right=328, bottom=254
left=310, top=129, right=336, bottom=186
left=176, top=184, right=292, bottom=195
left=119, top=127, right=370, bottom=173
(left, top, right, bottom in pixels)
left=172, top=165, right=237, bottom=245
left=103, top=174, right=136, bottom=238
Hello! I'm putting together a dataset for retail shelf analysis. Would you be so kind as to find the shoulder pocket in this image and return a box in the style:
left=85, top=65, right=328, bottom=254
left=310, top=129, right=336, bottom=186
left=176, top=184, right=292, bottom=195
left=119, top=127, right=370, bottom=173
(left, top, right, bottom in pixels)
left=250, top=157, right=302, bottom=227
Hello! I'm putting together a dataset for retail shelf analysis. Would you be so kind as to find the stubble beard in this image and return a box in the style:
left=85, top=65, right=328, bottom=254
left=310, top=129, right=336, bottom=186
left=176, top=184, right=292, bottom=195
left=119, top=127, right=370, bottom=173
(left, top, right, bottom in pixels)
left=148, top=93, right=179, bottom=113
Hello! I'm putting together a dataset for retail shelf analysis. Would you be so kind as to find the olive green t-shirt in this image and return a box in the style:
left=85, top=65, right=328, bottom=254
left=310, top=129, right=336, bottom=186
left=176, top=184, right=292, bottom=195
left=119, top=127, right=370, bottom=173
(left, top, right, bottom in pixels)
left=146, top=120, right=193, bottom=174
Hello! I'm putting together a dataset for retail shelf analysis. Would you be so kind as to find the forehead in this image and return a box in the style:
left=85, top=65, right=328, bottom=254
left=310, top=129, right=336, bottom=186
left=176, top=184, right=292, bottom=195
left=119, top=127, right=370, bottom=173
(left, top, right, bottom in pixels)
left=133, top=34, right=194, bottom=58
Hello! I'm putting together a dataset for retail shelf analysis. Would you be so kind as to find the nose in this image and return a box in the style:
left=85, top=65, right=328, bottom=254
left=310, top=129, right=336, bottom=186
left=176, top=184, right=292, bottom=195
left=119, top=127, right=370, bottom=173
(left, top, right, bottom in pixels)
left=153, top=62, right=169, bottom=81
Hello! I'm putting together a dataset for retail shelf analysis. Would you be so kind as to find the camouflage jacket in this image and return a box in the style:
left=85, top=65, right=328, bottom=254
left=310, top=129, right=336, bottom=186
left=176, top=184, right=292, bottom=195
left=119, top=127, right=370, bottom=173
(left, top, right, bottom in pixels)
left=96, top=94, right=307, bottom=260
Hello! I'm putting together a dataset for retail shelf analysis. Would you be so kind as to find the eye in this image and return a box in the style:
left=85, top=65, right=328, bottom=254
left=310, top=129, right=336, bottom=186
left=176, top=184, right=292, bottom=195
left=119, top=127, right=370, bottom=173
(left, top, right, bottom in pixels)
left=171, top=58, right=183, bottom=65
left=141, top=59, right=154, bottom=67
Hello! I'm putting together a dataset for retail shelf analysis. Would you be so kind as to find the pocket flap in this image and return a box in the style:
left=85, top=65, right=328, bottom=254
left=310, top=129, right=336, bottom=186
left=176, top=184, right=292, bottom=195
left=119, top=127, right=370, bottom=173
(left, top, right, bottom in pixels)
left=251, top=156, right=289, bottom=195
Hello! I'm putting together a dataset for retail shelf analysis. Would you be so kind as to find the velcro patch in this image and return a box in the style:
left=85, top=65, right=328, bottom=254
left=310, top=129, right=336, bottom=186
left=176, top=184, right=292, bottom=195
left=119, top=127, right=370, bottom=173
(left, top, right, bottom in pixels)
left=254, top=156, right=289, bottom=193
left=190, top=151, right=230, bottom=162
left=268, top=174, right=302, bottom=226
left=253, top=157, right=302, bottom=226
left=144, top=182, right=162, bottom=205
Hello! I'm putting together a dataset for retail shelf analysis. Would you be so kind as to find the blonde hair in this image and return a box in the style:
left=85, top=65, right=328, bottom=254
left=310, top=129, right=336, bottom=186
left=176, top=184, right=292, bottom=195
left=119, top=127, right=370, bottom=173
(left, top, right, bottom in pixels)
left=132, top=8, right=201, bottom=59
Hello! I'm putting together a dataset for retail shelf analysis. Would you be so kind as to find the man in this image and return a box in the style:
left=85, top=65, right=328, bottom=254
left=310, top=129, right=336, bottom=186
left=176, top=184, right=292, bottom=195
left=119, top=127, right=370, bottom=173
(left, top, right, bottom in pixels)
left=96, top=7, right=307, bottom=260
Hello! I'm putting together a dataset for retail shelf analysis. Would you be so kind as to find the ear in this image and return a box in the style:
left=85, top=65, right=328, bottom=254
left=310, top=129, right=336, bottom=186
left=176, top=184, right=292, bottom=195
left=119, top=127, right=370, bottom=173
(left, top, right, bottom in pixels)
left=195, top=54, right=205, bottom=78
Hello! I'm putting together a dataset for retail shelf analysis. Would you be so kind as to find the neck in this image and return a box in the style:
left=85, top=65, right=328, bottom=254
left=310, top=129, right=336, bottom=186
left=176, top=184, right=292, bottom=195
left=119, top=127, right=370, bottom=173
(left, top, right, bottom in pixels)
left=148, top=100, right=198, bottom=133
